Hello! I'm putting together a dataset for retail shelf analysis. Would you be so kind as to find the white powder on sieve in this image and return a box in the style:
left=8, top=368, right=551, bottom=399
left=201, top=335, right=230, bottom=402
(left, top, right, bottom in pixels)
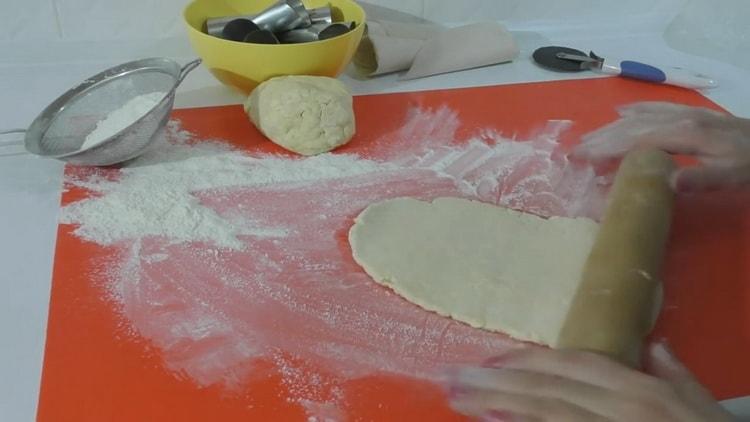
left=62, top=121, right=395, bottom=249
left=80, top=91, right=166, bottom=150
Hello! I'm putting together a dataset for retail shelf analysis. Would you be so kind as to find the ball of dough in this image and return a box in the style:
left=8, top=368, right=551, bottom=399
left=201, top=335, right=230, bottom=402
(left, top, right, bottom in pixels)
left=244, top=75, right=356, bottom=156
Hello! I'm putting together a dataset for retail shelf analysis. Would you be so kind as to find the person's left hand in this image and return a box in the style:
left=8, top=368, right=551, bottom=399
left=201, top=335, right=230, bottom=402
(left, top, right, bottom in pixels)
left=571, top=102, right=750, bottom=192
left=444, top=342, right=734, bottom=421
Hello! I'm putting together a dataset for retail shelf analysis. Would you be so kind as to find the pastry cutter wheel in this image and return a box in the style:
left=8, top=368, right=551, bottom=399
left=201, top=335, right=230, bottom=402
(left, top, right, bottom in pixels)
left=532, top=46, right=717, bottom=90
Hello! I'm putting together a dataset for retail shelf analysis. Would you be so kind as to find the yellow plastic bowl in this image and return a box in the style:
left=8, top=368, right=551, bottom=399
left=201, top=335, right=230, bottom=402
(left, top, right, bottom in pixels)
left=183, top=0, right=365, bottom=93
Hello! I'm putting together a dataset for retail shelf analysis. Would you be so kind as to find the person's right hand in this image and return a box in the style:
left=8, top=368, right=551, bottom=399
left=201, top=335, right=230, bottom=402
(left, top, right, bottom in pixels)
left=444, top=342, right=735, bottom=422
left=572, top=102, right=750, bottom=192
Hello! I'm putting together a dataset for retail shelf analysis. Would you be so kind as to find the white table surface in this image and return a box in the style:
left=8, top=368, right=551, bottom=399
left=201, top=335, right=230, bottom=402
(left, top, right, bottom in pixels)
left=1, top=1, right=749, bottom=420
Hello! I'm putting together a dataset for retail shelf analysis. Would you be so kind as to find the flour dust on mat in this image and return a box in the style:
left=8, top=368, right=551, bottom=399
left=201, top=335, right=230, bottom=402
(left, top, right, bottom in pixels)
left=62, top=120, right=389, bottom=249
left=61, top=106, right=605, bottom=418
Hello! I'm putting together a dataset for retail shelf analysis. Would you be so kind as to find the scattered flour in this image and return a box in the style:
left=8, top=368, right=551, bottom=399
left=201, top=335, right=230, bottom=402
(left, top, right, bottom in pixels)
left=80, top=91, right=166, bottom=150
left=61, top=106, right=605, bottom=419
left=62, top=121, right=394, bottom=249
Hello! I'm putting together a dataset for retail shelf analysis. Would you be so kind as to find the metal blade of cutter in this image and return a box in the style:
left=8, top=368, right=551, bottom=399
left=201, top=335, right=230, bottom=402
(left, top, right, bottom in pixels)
left=533, top=46, right=594, bottom=72
left=555, top=51, right=603, bottom=71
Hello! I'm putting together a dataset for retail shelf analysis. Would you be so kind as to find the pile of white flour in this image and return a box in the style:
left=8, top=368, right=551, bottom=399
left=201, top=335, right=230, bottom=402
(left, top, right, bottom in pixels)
left=63, top=121, right=394, bottom=249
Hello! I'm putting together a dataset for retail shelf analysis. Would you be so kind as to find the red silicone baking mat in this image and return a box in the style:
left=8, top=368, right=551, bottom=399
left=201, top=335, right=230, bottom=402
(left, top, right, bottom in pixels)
left=38, top=77, right=750, bottom=421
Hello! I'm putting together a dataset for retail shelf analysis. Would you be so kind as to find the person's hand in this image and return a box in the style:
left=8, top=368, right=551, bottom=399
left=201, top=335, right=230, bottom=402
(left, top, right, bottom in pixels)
left=444, top=342, right=734, bottom=421
left=572, top=102, right=750, bottom=192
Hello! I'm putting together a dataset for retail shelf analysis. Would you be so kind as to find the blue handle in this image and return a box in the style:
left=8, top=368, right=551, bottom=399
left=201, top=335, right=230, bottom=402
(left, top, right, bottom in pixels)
left=619, top=61, right=667, bottom=83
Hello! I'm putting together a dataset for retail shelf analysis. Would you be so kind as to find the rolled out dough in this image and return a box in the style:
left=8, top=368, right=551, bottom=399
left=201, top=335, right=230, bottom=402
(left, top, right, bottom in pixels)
left=349, top=197, right=599, bottom=346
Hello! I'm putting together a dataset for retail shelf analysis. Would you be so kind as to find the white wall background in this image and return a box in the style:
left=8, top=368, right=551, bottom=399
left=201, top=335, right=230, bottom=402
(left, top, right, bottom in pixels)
left=1, top=0, right=675, bottom=42
left=2, top=0, right=749, bottom=70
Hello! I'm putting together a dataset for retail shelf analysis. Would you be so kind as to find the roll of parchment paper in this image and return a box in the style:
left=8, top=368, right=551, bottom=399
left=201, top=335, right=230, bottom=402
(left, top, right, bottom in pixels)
left=353, top=21, right=518, bottom=79
left=556, top=148, right=675, bottom=367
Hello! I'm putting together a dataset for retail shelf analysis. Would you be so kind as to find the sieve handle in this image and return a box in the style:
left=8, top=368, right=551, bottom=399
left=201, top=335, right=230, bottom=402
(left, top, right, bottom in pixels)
left=177, top=59, right=202, bottom=87
left=0, top=128, right=28, bottom=157
left=0, top=129, right=26, bottom=146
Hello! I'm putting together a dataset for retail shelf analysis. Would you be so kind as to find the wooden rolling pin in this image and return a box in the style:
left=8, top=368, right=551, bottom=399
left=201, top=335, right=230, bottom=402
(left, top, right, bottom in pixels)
left=556, top=148, right=675, bottom=367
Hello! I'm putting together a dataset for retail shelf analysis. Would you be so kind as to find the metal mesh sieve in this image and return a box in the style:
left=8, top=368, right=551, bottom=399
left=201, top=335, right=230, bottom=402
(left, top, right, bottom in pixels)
left=23, top=57, right=201, bottom=166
